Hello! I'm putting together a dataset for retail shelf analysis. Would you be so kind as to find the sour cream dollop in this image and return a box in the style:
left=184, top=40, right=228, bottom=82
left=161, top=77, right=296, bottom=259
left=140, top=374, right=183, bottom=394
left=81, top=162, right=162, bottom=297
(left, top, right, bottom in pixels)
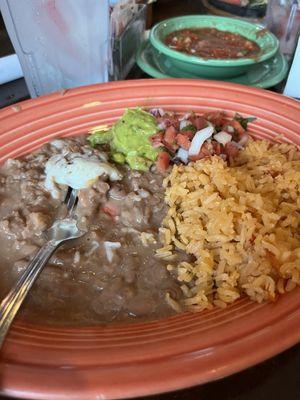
left=45, top=154, right=122, bottom=199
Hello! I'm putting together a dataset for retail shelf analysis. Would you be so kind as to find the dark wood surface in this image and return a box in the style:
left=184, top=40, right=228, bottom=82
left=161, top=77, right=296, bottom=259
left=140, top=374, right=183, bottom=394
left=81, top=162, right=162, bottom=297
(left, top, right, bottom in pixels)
left=142, top=344, right=300, bottom=400
left=0, top=1, right=299, bottom=399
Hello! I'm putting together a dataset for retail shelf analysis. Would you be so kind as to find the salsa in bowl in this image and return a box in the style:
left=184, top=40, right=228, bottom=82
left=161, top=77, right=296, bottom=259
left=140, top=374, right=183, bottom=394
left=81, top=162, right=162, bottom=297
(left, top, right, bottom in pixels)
left=149, top=15, right=278, bottom=78
left=164, top=27, right=261, bottom=59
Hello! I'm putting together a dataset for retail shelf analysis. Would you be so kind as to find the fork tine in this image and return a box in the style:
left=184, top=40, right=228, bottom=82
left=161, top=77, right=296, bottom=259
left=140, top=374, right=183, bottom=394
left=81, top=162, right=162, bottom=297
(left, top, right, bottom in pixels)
left=66, top=187, right=78, bottom=215
left=64, top=186, right=72, bottom=205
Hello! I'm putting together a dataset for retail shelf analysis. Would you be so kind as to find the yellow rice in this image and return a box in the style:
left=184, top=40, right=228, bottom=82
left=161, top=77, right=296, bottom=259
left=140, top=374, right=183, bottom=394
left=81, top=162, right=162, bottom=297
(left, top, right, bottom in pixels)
left=158, top=139, right=300, bottom=311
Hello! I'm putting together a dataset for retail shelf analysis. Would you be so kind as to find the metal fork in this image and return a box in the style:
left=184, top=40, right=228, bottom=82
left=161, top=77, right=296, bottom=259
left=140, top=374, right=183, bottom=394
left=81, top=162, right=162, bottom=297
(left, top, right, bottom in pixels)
left=0, top=187, right=86, bottom=348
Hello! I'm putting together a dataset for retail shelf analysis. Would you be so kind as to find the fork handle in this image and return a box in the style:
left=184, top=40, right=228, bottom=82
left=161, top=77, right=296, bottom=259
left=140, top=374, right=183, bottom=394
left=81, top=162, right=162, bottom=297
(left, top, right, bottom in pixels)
left=0, top=240, right=59, bottom=349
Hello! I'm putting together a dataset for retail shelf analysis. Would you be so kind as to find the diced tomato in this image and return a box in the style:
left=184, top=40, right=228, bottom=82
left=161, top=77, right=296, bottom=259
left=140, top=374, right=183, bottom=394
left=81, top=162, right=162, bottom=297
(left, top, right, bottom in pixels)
left=204, top=111, right=227, bottom=127
left=152, top=141, right=164, bottom=148
left=156, top=151, right=170, bottom=172
left=180, top=130, right=194, bottom=139
left=188, top=153, right=202, bottom=162
left=188, top=141, right=212, bottom=161
left=225, top=142, right=239, bottom=156
left=164, top=125, right=177, bottom=142
left=232, top=120, right=246, bottom=135
left=176, top=133, right=191, bottom=150
left=102, top=203, right=119, bottom=218
left=225, top=119, right=245, bottom=138
left=189, top=151, right=208, bottom=162
left=224, top=142, right=239, bottom=163
left=189, top=115, right=207, bottom=130
left=150, top=132, right=164, bottom=148
left=205, top=140, right=214, bottom=153
left=163, top=125, right=178, bottom=152
left=212, top=140, right=222, bottom=155
left=150, top=132, right=164, bottom=142
left=156, top=116, right=180, bottom=129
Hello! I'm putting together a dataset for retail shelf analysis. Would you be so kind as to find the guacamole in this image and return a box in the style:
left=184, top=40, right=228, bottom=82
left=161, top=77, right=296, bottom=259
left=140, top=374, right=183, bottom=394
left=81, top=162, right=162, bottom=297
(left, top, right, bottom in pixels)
left=88, top=108, right=159, bottom=171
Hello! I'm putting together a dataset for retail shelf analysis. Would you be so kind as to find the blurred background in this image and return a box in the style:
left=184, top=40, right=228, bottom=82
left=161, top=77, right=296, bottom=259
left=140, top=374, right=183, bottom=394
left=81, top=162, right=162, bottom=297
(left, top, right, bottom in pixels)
left=0, top=0, right=299, bottom=107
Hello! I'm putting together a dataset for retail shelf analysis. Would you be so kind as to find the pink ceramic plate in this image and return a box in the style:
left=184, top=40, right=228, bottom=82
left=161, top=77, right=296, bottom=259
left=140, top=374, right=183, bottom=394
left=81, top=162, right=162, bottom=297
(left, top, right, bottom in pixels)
left=0, top=79, right=299, bottom=400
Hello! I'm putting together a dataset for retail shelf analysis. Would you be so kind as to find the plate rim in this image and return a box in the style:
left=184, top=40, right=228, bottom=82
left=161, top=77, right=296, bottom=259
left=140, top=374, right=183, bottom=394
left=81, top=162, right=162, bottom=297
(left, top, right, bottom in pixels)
left=0, top=79, right=300, bottom=399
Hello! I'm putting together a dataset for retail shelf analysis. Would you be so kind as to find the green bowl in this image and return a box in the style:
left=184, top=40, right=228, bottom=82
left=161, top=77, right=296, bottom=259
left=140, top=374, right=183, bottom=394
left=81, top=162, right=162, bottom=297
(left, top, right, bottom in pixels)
left=149, top=15, right=279, bottom=78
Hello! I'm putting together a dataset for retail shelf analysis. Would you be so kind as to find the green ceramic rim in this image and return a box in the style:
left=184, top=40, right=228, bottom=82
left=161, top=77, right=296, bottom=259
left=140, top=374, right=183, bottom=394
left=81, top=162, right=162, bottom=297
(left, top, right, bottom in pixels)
left=149, top=15, right=279, bottom=67
left=136, top=40, right=288, bottom=89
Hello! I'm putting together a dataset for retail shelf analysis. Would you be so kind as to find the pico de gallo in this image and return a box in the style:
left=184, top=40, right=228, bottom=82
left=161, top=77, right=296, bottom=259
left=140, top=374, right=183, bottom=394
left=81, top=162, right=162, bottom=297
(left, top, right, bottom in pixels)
left=88, top=107, right=255, bottom=172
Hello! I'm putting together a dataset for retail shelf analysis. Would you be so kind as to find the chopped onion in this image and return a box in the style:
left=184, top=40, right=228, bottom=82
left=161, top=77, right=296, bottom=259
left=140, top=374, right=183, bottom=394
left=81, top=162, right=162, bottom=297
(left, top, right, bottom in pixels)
left=188, top=126, right=214, bottom=157
left=226, top=125, right=235, bottom=133
left=157, top=121, right=166, bottom=130
left=149, top=108, right=165, bottom=117
left=214, top=131, right=232, bottom=146
left=238, top=133, right=249, bottom=147
left=50, top=139, right=66, bottom=150
left=138, top=189, right=150, bottom=198
left=176, top=148, right=189, bottom=164
left=104, top=241, right=121, bottom=263
left=179, top=119, right=190, bottom=130
left=179, top=112, right=191, bottom=121
left=232, top=140, right=243, bottom=150
left=73, top=251, right=80, bottom=264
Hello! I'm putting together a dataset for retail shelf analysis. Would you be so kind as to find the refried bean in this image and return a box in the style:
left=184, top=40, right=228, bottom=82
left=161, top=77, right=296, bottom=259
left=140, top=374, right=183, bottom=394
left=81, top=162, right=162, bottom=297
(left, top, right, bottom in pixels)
left=0, top=137, right=182, bottom=325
